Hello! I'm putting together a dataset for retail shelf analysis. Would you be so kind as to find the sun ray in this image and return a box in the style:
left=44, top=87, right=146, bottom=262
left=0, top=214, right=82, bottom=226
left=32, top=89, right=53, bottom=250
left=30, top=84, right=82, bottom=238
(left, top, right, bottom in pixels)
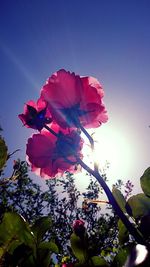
left=0, top=41, right=39, bottom=89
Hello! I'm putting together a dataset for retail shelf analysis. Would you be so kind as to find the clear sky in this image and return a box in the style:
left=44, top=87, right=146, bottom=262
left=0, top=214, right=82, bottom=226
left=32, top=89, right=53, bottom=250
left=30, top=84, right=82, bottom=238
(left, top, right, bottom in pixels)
left=0, top=0, right=150, bottom=193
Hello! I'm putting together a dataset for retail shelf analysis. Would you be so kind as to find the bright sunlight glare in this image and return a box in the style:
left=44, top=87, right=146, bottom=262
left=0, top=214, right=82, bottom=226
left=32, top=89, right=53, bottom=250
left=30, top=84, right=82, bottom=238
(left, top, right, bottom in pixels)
left=81, top=123, right=135, bottom=187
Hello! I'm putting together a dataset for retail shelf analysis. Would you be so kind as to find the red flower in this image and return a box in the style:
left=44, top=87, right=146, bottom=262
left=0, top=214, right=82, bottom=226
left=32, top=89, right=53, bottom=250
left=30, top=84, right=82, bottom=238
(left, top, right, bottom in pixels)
left=73, top=219, right=85, bottom=229
left=26, top=125, right=83, bottom=178
left=40, top=69, right=108, bottom=129
left=73, top=219, right=85, bottom=237
left=18, top=98, right=52, bottom=131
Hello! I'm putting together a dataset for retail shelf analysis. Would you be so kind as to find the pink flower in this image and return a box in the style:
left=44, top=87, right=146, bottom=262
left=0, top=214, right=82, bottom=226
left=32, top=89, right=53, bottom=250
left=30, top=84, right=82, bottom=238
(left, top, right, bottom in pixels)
left=26, top=125, right=83, bottom=178
left=18, top=98, right=52, bottom=131
left=40, top=69, right=108, bottom=129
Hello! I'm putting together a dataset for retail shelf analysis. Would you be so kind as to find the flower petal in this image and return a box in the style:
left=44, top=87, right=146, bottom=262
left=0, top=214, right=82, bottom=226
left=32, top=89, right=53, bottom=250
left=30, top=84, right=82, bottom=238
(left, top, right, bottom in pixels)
left=41, top=69, right=82, bottom=109
left=26, top=133, right=54, bottom=168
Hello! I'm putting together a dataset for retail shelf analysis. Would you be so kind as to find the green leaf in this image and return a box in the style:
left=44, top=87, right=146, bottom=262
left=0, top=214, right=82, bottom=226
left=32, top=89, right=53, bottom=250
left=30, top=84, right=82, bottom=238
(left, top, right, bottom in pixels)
left=112, top=187, right=126, bottom=213
left=31, top=216, right=52, bottom=243
left=127, top=193, right=150, bottom=218
left=0, top=212, right=34, bottom=248
left=112, top=246, right=131, bottom=267
left=38, top=241, right=59, bottom=254
left=0, top=137, right=8, bottom=170
left=0, top=247, right=4, bottom=258
left=70, top=233, right=88, bottom=263
left=118, top=219, right=129, bottom=245
left=140, top=167, right=150, bottom=197
left=8, top=240, right=23, bottom=255
left=61, top=255, right=70, bottom=263
left=90, top=256, right=109, bottom=266
left=37, top=243, right=53, bottom=267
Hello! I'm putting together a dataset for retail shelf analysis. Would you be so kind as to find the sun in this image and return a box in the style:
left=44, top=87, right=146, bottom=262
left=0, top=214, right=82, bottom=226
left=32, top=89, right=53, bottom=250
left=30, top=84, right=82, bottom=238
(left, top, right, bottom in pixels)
left=81, top=122, right=135, bottom=186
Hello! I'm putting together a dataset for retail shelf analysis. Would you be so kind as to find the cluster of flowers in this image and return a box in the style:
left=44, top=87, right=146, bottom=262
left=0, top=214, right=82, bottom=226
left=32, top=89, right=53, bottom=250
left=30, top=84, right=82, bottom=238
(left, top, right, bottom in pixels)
left=19, top=69, right=107, bottom=178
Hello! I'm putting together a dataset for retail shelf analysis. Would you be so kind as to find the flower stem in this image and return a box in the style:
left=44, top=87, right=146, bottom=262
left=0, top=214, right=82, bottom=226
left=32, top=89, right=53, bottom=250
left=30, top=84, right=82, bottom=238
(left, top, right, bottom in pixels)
left=44, top=125, right=58, bottom=137
left=79, top=124, right=98, bottom=172
left=77, top=157, right=146, bottom=245
left=79, top=124, right=94, bottom=149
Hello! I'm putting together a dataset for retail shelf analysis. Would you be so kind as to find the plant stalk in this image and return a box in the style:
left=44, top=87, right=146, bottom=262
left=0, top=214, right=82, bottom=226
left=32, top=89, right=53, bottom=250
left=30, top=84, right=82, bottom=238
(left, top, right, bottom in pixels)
left=77, top=157, right=146, bottom=245
left=79, top=123, right=98, bottom=172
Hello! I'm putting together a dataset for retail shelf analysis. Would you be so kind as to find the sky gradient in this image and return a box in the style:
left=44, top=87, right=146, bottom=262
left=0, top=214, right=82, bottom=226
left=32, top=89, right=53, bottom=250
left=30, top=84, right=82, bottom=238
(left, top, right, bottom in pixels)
left=0, top=0, right=150, bottom=192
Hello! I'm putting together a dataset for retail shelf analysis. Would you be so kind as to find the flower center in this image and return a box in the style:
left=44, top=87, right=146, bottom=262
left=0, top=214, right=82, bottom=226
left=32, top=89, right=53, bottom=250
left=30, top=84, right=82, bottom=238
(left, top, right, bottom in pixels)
left=26, top=105, right=52, bottom=130
left=52, top=131, right=81, bottom=164
left=59, top=104, right=88, bottom=127
left=55, top=133, right=76, bottom=157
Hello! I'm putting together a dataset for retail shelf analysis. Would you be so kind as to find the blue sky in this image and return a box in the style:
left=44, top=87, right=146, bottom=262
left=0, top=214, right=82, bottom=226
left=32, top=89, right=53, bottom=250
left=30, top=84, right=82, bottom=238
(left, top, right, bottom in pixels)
left=0, top=0, right=150, bottom=192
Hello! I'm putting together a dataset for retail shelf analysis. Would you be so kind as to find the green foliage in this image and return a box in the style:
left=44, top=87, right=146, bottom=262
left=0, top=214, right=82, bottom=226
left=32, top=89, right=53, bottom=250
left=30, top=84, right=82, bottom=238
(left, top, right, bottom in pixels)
left=112, top=246, right=131, bottom=267
left=0, top=212, right=35, bottom=266
left=70, top=233, right=88, bottom=264
left=140, top=167, right=150, bottom=197
left=38, top=241, right=58, bottom=254
left=31, top=216, right=52, bottom=243
left=70, top=232, right=109, bottom=266
left=118, top=219, right=129, bottom=245
left=0, top=156, right=119, bottom=266
left=0, top=212, right=58, bottom=267
left=0, top=136, right=8, bottom=171
left=0, top=212, right=34, bottom=248
left=0, top=159, right=44, bottom=222
left=112, top=187, right=126, bottom=213
left=127, top=193, right=150, bottom=218
left=90, top=256, right=109, bottom=266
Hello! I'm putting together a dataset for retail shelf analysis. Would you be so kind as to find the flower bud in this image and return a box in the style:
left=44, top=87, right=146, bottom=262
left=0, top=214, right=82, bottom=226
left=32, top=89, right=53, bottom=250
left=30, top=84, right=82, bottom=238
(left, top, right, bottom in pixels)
left=73, top=219, right=85, bottom=237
